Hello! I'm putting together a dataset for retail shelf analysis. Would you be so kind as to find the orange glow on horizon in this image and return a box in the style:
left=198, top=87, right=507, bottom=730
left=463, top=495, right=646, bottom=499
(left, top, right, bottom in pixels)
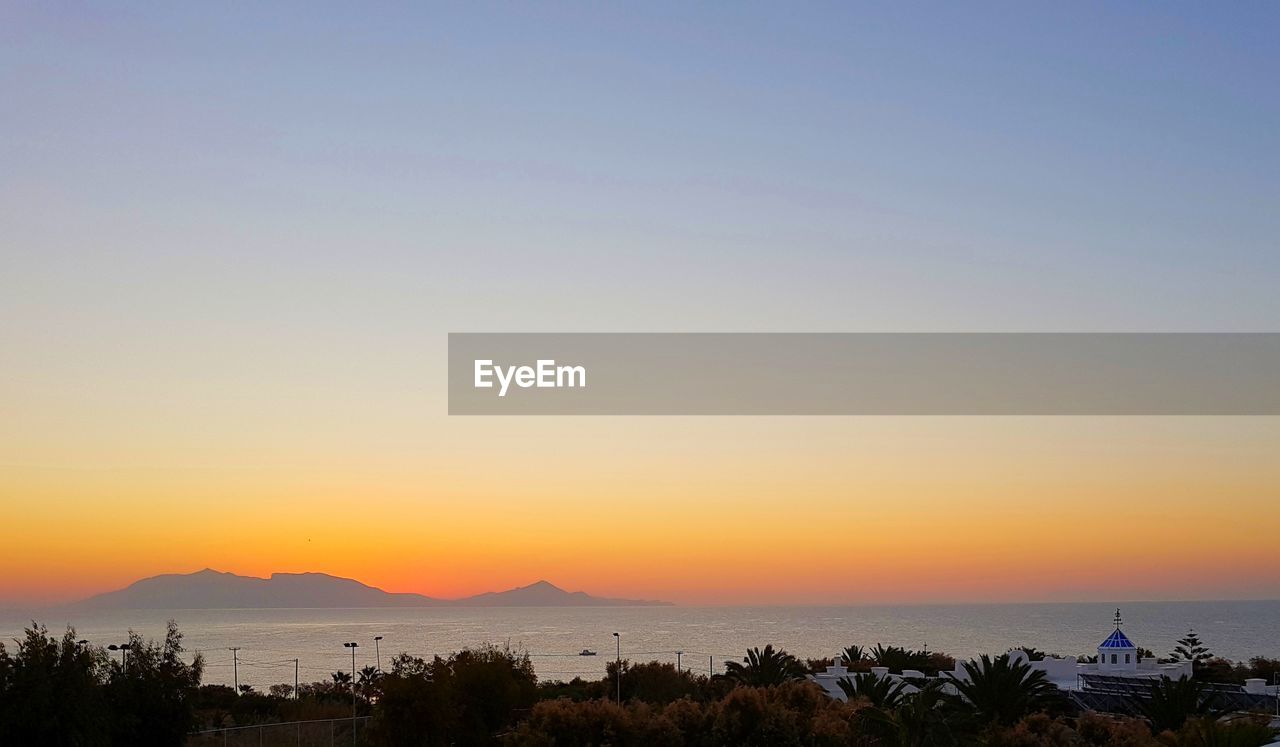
left=3, top=418, right=1278, bottom=607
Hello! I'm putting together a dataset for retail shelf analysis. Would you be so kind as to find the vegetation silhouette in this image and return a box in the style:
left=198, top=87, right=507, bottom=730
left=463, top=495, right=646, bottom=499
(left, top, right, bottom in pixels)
left=0, top=621, right=201, bottom=746
left=865, top=643, right=955, bottom=675
left=1133, top=674, right=1218, bottom=734
left=3, top=623, right=1278, bottom=746
left=836, top=671, right=909, bottom=709
left=841, top=645, right=867, bottom=665
left=1008, top=645, right=1048, bottom=661
left=945, top=653, right=1065, bottom=727
left=855, top=680, right=958, bottom=747
left=1173, top=715, right=1278, bottom=747
left=368, top=644, right=537, bottom=745
left=1171, top=630, right=1214, bottom=668
left=721, top=645, right=806, bottom=686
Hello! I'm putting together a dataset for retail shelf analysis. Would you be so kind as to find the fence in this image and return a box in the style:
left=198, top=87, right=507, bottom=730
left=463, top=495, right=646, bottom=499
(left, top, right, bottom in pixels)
left=188, top=716, right=371, bottom=746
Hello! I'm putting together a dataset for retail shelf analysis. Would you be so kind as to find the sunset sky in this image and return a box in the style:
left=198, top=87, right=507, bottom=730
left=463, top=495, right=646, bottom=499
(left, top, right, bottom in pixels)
left=3, top=4, right=1279, bottom=606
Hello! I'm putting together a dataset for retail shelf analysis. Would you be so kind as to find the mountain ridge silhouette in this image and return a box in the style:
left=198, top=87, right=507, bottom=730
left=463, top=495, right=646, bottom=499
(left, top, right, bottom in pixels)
left=66, top=569, right=671, bottom=609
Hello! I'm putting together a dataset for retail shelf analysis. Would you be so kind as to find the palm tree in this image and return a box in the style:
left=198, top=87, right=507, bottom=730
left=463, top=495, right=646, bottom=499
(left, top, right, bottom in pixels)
left=842, top=645, right=868, bottom=665
left=722, top=645, right=806, bottom=686
left=1134, top=675, right=1216, bottom=733
left=358, top=664, right=381, bottom=700
left=837, top=671, right=908, bottom=708
left=868, top=643, right=932, bottom=672
left=331, top=669, right=352, bottom=693
left=1008, top=646, right=1047, bottom=661
left=857, top=680, right=959, bottom=747
left=870, top=643, right=905, bottom=669
left=946, top=654, right=1064, bottom=726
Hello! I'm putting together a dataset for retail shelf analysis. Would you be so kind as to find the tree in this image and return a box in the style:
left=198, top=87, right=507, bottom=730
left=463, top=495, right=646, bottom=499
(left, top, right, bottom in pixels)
left=721, top=645, right=806, bottom=686
left=842, top=645, right=867, bottom=665
left=369, top=644, right=536, bottom=745
left=504, top=698, right=640, bottom=746
left=922, top=652, right=956, bottom=677
left=446, top=644, right=537, bottom=742
left=0, top=624, right=110, bottom=746
left=1170, top=630, right=1214, bottom=677
left=267, top=683, right=294, bottom=699
left=709, top=681, right=853, bottom=745
left=946, top=654, right=1064, bottom=726
left=368, top=654, right=452, bottom=746
left=856, top=680, right=959, bottom=747
left=837, top=671, right=908, bottom=709
left=103, top=620, right=204, bottom=747
left=611, top=660, right=706, bottom=704
left=1133, top=675, right=1216, bottom=734
left=870, top=643, right=908, bottom=669
left=507, top=681, right=859, bottom=746
left=1246, top=657, right=1280, bottom=685
left=359, top=664, right=382, bottom=701
left=867, top=643, right=941, bottom=673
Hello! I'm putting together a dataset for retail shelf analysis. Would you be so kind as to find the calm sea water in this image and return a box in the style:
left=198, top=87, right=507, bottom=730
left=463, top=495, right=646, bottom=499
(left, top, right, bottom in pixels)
left=3, top=601, right=1276, bottom=690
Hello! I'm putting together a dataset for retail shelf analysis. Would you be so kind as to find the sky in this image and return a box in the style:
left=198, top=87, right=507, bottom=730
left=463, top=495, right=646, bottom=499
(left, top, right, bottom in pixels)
left=2, top=3, right=1278, bottom=606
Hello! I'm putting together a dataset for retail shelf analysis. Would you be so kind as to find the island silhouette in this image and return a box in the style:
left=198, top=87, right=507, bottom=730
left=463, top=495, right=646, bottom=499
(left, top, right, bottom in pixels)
left=67, top=569, right=671, bottom=609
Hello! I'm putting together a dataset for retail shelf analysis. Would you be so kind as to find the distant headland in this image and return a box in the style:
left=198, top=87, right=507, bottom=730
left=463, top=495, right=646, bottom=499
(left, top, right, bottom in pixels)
left=64, top=569, right=672, bottom=609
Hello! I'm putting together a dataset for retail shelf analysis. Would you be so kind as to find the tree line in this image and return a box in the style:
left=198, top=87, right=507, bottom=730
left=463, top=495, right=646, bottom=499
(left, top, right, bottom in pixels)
left=2, top=622, right=1277, bottom=745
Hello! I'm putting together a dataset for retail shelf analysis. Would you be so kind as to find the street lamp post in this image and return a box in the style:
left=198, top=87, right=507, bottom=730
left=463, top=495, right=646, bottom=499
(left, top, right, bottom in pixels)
left=343, top=642, right=359, bottom=744
left=374, top=636, right=383, bottom=673
left=612, top=633, right=621, bottom=703
left=676, top=650, right=683, bottom=672
left=107, top=643, right=132, bottom=673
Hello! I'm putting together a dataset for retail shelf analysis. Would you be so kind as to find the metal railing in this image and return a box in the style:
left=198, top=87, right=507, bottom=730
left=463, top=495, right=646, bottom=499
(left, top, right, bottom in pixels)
left=189, top=716, right=371, bottom=746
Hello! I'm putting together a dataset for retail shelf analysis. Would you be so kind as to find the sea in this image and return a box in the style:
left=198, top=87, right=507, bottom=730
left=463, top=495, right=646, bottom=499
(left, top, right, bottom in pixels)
left=2, top=601, right=1277, bottom=690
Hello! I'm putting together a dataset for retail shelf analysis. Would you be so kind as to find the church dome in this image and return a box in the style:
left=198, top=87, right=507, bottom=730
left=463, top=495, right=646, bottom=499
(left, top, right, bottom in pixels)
left=1098, top=627, right=1135, bottom=649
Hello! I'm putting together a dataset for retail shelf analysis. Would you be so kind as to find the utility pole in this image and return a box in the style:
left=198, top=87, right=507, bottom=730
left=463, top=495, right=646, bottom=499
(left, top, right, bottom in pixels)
left=612, top=633, right=621, bottom=703
left=229, top=648, right=240, bottom=694
left=294, top=659, right=299, bottom=699
left=709, top=655, right=713, bottom=676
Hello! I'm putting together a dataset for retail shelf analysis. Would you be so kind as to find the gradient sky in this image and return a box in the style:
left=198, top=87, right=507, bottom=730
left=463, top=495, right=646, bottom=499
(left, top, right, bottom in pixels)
left=2, top=3, right=1278, bottom=606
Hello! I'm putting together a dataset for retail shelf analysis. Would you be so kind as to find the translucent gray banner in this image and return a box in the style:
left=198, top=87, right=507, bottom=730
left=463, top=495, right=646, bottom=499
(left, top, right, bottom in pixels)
left=447, top=333, right=1280, bottom=415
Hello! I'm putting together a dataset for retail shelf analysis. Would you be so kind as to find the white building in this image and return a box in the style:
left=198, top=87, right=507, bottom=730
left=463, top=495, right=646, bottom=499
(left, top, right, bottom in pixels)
left=811, top=609, right=1194, bottom=700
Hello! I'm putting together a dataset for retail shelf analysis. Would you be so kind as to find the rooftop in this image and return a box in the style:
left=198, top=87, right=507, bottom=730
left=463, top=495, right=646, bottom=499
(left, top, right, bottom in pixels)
left=1098, top=628, right=1135, bottom=649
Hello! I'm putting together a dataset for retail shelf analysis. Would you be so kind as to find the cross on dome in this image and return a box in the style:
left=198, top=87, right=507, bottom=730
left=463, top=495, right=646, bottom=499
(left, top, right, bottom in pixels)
left=1099, top=609, right=1135, bottom=650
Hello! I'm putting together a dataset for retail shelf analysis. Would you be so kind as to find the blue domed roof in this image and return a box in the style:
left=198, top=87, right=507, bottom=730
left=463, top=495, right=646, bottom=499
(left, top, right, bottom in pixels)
left=1099, top=628, right=1135, bottom=649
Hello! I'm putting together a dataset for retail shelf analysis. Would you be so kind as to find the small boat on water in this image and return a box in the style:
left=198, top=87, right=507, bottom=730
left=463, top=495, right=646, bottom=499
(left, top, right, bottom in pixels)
left=579, top=649, right=597, bottom=656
